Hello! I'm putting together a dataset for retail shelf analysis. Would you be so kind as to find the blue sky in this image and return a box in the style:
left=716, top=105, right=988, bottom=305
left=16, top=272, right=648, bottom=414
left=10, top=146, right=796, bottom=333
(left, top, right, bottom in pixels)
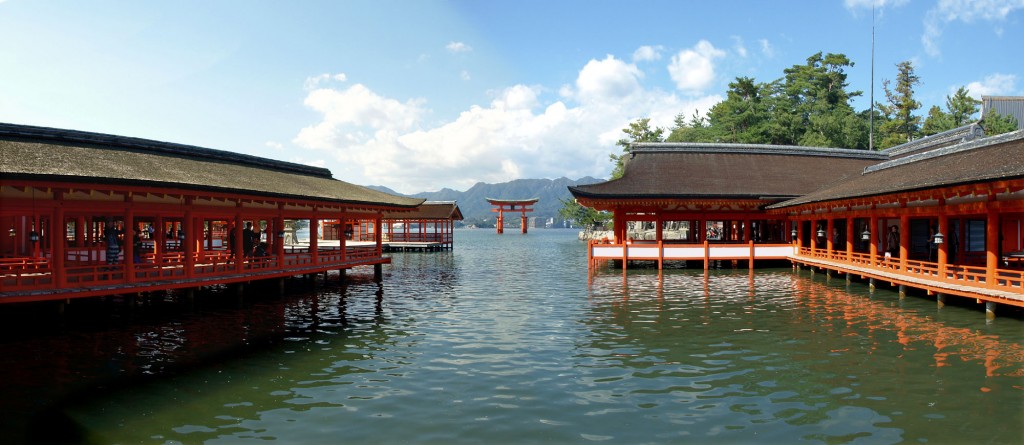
left=2, top=0, right=1021, bottom=194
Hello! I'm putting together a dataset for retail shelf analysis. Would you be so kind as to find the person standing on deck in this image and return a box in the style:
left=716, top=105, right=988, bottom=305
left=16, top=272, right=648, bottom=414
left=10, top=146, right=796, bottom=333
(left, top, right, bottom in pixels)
left=243, top=222, right=256, bottom=257
left=104, top=219, right=121, bottom=264
left=886, top=225, right=900, bottom=259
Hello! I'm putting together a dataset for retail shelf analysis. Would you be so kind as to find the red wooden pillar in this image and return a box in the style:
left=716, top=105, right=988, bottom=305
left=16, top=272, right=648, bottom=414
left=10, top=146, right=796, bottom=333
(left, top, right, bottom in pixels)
left=375, top=216, right=383, bottom=257
left=845, top=216, right=854, bottom=261
left=234, top=213, right=244, bottom=272
left=496, top=207, right=504, bottom=234
left=310, top=216, right=319, bottom=264
left=53, top=196, right=65, bottom=288
left=75, top=216, right=85, bottom=247
left=937, top=211, right=948, bottom=277
left=155, top=215, right=164, bottom=260
left=826, top=218, right=834, bottom=255
left=795, top=219, right=803, bottom=251
left=275, top=216, right=285, bottom=267
left=899, top=214, right=910, bottom=272
left=125, top=206, right=135, bottom=282
left=869, top=214, right=879, bottom=267
left=810, top=220, right=817, bottom=252
left=184, top=205, right=195, bottom=278
left=986, top=204, right=999, bottom=288
left=521, top=210, right=528, bottom=234
left=340, top=215, right=348, bottom=262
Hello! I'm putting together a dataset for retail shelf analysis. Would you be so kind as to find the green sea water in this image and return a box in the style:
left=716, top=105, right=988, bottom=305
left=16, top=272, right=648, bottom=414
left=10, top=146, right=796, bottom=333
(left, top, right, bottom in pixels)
left=1, top=229, right=1021, bottom=444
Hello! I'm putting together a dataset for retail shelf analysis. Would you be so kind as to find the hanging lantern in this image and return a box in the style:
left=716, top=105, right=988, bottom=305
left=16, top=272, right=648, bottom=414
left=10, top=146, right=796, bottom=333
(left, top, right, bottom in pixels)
left=816, top=226, right=825, bottom=238
left=790, top=227, right=798, bottom=239
left=861, top=227, right=871, bottom=241
left=29, top=231, right=39, bottom=242
left=933, top=231, right=944, bottom=245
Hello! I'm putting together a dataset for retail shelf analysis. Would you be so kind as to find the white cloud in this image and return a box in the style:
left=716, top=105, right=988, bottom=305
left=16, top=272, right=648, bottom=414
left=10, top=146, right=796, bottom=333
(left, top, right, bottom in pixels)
left=293, top=56, right=722, bottom=194
left=460, top=70, right=471, bottom=81
left=844, top=0, right=909, bottom=11
left=667, top=40, right=725, bottom=94
left=965, top=73, right=1018, bottom=98
left=632, top=45, right=662, bottom=62
left=758, top=39, right=774, bottom=58
left=922, top=0, right=1024, bottom=56
left=731, top=36, right=747, bottom=58
left=571, top=55, right=643, bottom=104
left=304, top=72, right=347, bottom=91
left=446, top=41, right=472, bottom=53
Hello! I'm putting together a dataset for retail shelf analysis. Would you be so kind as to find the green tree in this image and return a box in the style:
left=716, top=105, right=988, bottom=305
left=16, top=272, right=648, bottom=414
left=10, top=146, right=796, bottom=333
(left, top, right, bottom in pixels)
left=877, top=60, right=922, bottom=148
left=981, top=110, right=1020, bottom=135
left=667, top=110, right=720, bottom=142
left=704, top=77, right=771, bottom=143
left=609, top=117, right=664, bottom=179
left=557, top=198, right=611, bottom=230
left=780, top=52, right=865, bottom=148
left=946, top=86, right=980, bottom=126
left=921, top=105, right=954, bottom=136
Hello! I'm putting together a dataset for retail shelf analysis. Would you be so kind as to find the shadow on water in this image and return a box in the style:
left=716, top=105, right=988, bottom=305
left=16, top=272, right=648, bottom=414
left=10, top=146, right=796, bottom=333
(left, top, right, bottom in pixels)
left=0, top=270, right=393, bottom=444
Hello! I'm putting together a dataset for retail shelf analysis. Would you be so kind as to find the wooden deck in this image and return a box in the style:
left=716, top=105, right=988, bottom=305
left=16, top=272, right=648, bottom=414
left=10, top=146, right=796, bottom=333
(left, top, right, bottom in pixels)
left=588, top=240, right=793, bottom=270
left=1, top=244, right=387, bottom=303
left=789, top=249, right=1024, bottom=307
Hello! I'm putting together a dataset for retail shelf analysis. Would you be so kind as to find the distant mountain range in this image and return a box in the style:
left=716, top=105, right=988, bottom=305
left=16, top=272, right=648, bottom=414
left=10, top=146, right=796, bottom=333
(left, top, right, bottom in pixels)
left=366, top=176, right=605, bottom=223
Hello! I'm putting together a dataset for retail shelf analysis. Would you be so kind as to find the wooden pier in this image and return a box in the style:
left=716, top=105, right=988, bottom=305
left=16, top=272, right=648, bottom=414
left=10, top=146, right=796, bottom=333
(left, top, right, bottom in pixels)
left=0, top=123, right=424, bottom=304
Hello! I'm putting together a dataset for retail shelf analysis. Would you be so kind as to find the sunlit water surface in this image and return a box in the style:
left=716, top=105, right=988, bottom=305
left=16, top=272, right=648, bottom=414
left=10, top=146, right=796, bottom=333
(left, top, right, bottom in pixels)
left=1, top=229, right=1022, bottom=444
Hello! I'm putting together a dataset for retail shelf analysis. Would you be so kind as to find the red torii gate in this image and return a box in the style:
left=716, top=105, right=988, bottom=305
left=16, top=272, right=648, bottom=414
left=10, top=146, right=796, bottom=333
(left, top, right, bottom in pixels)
left=486, top=198, right=539, bottom=234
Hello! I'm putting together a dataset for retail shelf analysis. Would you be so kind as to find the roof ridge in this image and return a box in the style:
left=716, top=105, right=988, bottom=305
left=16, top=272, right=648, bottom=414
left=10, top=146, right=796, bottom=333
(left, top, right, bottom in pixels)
left=630, top=142, right=887, bottom=160
left=0, top=122, right=333, bottom=179
left=880, top=123, right=984, bottom=157
left=865, top=129, right=1024, bottom=174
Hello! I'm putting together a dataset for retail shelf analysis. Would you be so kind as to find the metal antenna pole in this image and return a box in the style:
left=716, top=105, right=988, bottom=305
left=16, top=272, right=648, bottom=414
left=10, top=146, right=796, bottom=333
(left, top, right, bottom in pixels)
left=870, top=3, right=876, bottom=150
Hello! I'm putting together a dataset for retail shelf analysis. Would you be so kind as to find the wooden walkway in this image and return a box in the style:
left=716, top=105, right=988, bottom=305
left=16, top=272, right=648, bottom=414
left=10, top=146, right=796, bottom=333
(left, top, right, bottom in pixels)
left=790, top=254, right=1024, bottom=306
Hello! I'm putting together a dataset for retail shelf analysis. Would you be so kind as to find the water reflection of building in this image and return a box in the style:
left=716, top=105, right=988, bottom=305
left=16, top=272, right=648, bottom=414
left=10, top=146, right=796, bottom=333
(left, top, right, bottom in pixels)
left=571, top=127, right=1023, bottom=315
left=586, top=271, right=1024, bottom=380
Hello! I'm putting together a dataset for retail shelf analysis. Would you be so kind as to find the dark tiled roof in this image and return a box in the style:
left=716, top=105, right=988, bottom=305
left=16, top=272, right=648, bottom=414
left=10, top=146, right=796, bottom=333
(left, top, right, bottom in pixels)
left=882, top=123, right=984, bottom=159
left=569, top=144, right=883, bottom=201
left=382, top=201, right=464, bottom=220
left=0, top=123, right=423, bottom=208
left=770, top=130, right=1024, bottom=208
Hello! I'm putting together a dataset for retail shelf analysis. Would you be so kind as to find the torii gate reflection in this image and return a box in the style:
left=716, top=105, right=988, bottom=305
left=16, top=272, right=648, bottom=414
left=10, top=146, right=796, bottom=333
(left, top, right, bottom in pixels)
left=486, top=198, right=539, bottom=234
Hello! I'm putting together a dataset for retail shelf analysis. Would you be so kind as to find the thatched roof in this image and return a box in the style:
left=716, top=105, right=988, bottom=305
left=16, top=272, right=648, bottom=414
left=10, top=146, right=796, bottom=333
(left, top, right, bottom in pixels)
left=382, top=201, right=464, bottom=220
left=769, top=130, right=1024, bottom=208
left=0, top=123, right=423, bottom=209
left=569, top=143, right=883, bottom=202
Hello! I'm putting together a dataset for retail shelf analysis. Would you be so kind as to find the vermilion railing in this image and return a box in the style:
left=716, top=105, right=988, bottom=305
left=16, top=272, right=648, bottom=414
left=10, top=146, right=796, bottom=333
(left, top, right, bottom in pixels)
left=0, top=244, right=390, bottom=298
left=794, top=247, right=1024, bottom=295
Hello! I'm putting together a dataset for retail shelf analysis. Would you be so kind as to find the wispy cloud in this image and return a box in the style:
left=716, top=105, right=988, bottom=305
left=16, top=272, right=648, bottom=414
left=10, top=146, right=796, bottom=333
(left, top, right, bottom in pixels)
left=304, top=72, right=347, bottom=91
left=844, top=0, right=909, bottom=11
left=731, top=36, right=747, bottom=58
left=965, top=73, right=1018, bottom=98
left=758, top=39, right=774, bottom=58
left=446, top=41, right=472, bottom=53
left=632, top=45, right=662, bottom=63
left=922, top=0, right=1024, bottom=57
